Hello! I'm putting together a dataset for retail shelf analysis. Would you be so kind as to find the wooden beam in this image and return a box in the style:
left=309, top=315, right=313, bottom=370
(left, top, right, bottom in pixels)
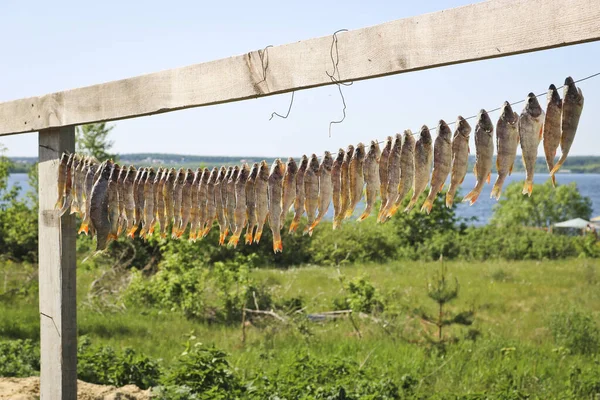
left=1, top=0, right=599, bottom=136
left=38, top=127, right=77, bottom=400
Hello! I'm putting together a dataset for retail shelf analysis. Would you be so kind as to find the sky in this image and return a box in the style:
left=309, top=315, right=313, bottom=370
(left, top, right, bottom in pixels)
left=1, top=0, right=599, bottom=158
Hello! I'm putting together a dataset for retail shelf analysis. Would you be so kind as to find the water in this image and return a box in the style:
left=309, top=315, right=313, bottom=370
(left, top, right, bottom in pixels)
left=6, top=172, right=600, bottom=225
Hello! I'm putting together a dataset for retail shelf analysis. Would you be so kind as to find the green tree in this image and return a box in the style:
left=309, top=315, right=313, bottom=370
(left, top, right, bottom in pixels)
left=76, top=123, right=116, bottom=161
left=491, top=180, right=592, bottom=228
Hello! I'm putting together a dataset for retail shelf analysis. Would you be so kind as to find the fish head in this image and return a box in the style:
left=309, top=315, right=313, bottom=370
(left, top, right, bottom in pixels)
left=524, top=93, right=543, bottom=118
left=476, top=110, right=494, bottom=135
left=216, top=166, right=227, bottom=183
left=185, top=169, right=195, bottom=185
left=154, top=167, right=164, bottom=184
left=500, top=102, right=518, bottom=125
left=118, top=165, right=127, bottom=183
left=248, top=163, right=259, bottom=181
left=237, top=164, right=250, bottom=182
left=258, top=160, right=270, bottom=181
left=322, top=151, right=334, bottom=171
left=455, top=116, right=472, bottom=139
left=403, top=129, right=415, bottom=144
left=335, top=149, right=345, bottom=165
left=563, top=76, right=583, bottom=103
left=286, top=157, right=298, bottom=175
left=230, top=165, right=240, bottom=182
left=391, top=133, right=403, bottom=154
left=344, top=145, right=355, bottom=162
left=298, top=155, right=309, bottom=172
left=269, top=158, right=285, bottom=180
left=548, top=84, right=561, bottom=106
left=66, top=153, right=75, bottom=168
left=125, top=166, right=136, bottom=183
left=308, top=154, right=320, bottom=172
left=354, top=143, right=366, bottom=161
left=437, top=120, right=453, bottom=143
left=419, top=125, right=432, bottom=145
left=201, top=167, right=211, bottom=183
left=109, top=164, right=121, bottom=182
left=100, top=162, right=112, bottom=181
left=209, top=167, right=219, bottom=183
left=72, top=154, right=81, bottom=169
left=176, top=168, right=186, bottom=185
left=147, top=167, right=156, bottom=182
left=59, top=152, right=69, bottom=166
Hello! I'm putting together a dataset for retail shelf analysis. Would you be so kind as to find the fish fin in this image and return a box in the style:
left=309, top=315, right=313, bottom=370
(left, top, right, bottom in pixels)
left=245, top=232, right=253, bottom=245
left=273, top=239, right=283, bottom=253
left=78, top=223, right=89, bottom=235
left=254, top=230, right=263, bottom=244
left=201, top=227, right=211, bottom=238
left=460, top=176, right=465, bottom=184
left=404, top=198, right=417, bottom=213
left=462, top=188, right=481, bottom=206
left=107, top=233, right=118, bottom=242
left=468, top=146, right=470, bottom=154
left=289, top=220, right=299, bottom=234
left=189, top=231, right=196, bottom=241
left=127, top=227, right=138, bottom=239
left=358, top=211, right=370, bottom=221
left=551, top=174, right=556, bottom=188
left=445, top=193, right=454, bottom=209
left=302, top=225, right=311, bottom=235
left=420, top=199, right=433, bottom=215
left=228, top=235, right=240, bottom=248
left=218, top=232, right=226, bottom=246
left=509, top=163, right=514, bottom=176
left=161, top=233, right=167, bottom=239
left=490, top=184, right=501, bottom=200
left=538, top=126, right=544, bottom=141
left=309, top=218, right=322, bottom=231
left=54, top=199, right=64, bottom=210
left=550, top=156, right=566, bottom=176
left=522, top=181, right=533, bottom=197
left=344, top=209, right=354, bottom=219
left=388, top=204, right=399, bottom=218
left=486, top=173, right=491, bottom=184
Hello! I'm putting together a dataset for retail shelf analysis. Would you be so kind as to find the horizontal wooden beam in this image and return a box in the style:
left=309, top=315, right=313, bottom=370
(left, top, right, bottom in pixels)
left=1, top=0, right=599, bottom=136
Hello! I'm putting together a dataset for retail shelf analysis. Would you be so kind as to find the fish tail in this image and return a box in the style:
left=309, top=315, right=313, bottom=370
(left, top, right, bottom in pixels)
left=218, top=231, right=226, bottom=246
left=254, top=230, right=263, bottom=244
left=344, top=208, right=354, bottom=219
left=550, top=155, right=567, bottom=176
left=289, top=218, right=300, bottom=234
left=357, top=207, right=371, bottom=221
left=405, top=196, right=418, bottom=213
left=420, top=196, right=434, bottom=214
left=490, top=175, right=506, bottom=200
left=228, top=235, right=240, bottom=248
left=54, top=199, right=64, bottom=210
left=244, top=231, right=253, bottom=245
left=388, top=204, right=400, bottom=218
left=309, top=217, right=322, bottom=232
left=78, top=223, right=89, bottom=235
left=127, top=227, right=138, bottom=238
left=445, top=189, right=455, bottom=209
left=189, top=231, right=197, bottom=241
left=522, top=180, right=533, bottom=197
left=272, top=235, right=283, bottom=253
left=463, top=186, right=482, bottom=206
left=550, top=174, right=556, bottom=188
left=107, top=233, right=118, bottom=242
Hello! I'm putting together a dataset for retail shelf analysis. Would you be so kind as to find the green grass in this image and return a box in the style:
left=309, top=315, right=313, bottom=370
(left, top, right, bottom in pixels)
left=2, top=259, right=600, bottom=397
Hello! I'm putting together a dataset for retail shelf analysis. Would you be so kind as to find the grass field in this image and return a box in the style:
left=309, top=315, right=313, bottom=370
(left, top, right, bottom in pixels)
left=2, top=258, right=600, bottom=397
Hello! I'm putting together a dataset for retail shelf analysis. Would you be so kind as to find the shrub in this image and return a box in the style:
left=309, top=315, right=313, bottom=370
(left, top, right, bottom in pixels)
left=77, top=336, right=161, bottom=389
left=334, top=275, right=384, bottom=314
left=0, top=339, right=39, bottom=377
left=548, top=310, right=600, bottom=355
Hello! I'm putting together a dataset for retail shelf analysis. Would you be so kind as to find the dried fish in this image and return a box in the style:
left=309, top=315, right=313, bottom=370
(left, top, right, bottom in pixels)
left=290, top=155, right=308, bottom=233
left=79, top=162, right=98, bottom=235
left=163, top=168, right=176, bottom=234
left=245, top=163, right=259, bottom=244
left=154, top=168, right=168, bottom=238
left=423, top=120, right=453, bottom=213
left=171, top=168, right=186, bottom=236
left=55, top=153, right=70, bottom=210
left=311, top=151, right=334, bottom=231
left=346, top=143, right=365, bottom=219
left=542, top=84, right=562, bottom=187
left=268, top=159, right=285, bottom=252
left=178, top=169, right=195, bottom=238
left=90, top=161, right=112, bottom=252
left=519, top=94, right=545, bottom=196
left=280, top=157, right=298, bottom=228
left=229, top=164, right=250, bottom=247
left=331, top=149, right=345, bottom=223
left=446, top=117, right=471, bottom=208
left=334, top=145, right=354, bottom=229
left=58, top=153, right=75, bottom=216
left=379, top=135, right=401, bottom=222
left=388, top=130, right=415, bottom=218
left=407, top=126, right=433, bottom=212
left=378, top=137, right=393, bottom=211
left=123, top=166, right=137, bottom=238
left=303, top=154, right=320, bottom=234
left=491, top=102, right=519, bottom=200
left=215, top=167, right=229, bottom=245
left=254, top=161, right=270, bottom=243
left=463, top=111, right=494, bottom=204
left=226, top=166, right=240, bottom=237
left=202, top=168, right=219, bottom=238
left=140, top=168, right=156, bottom=238
left=359, top=141, right=381, bottom=220
left=107, top=164, right=121, bottom=241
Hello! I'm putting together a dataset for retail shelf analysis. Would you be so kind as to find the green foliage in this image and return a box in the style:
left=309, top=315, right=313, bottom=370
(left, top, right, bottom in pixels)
left=77, top=336, right=161, bottom=389
left=163, top=342, right=243, bottom=397
left=491, top=180, right=593, bottom=228
left=548, top=310, right=600, bottom=355
left=0, top=339, right=39, bottom=377
left=334, top=275, right=384, bottom=314
left=76, top=122, right=117, bottom=162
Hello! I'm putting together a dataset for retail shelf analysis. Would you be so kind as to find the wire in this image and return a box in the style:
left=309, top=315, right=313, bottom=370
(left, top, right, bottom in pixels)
left=327, top=29, right=353, bottom=137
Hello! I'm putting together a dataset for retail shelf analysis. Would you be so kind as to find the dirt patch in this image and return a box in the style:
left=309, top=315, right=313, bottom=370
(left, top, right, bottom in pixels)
left=0, top=377, right=151, bottom=400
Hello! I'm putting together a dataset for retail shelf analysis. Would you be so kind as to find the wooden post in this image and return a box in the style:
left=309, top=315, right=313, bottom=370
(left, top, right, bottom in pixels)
left=38, top=127, right=77, bottom=400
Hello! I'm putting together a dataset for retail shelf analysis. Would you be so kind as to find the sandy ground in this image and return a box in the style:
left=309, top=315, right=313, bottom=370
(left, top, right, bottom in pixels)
left=0, top=377, right=151, bottom=400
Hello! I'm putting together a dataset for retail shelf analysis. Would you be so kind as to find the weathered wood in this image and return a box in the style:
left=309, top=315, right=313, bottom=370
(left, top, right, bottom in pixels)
left=38, top=127, right=77, bottom=400
left=1, top=0, right=599, bottom=136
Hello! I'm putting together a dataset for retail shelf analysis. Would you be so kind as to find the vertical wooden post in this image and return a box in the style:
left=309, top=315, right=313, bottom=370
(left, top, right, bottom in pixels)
left=38, top=127, right=77, bottom=400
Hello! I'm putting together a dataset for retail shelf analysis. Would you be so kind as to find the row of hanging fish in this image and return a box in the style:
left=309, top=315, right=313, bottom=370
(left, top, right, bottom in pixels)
left=54, top=77, right=583, bottom=253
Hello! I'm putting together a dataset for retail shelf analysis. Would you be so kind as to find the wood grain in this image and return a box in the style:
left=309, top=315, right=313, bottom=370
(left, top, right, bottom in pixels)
left=1, top=0, right=599, bottom=136
left=38, top=127, right=77, bottom=400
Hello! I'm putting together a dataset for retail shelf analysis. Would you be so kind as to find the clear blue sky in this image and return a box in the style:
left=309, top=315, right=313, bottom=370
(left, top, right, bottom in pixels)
left=1, top=0, right=598, bottom=158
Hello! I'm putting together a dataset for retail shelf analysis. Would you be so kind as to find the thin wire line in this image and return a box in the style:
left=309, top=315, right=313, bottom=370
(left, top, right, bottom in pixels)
left=327, top=29, right=353, bottom=137
left=334, top=71, right=600, bottom=150
left=269, top=91, right=295, bottom=120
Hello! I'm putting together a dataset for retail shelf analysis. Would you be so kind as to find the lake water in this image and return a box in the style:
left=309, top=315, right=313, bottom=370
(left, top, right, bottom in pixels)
left=7, top=172, right=600, bottom=225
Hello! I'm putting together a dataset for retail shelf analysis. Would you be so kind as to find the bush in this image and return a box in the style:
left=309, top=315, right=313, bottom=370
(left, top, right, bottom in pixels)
left=334, top=275, right=384, bottom=314
left=77, top=336, right=162, bottom=389
left=0, top=339, right=39, bottom=377
left=163, top=343, right=243, bottom=397
left=548, top=310, right=600, bottom=355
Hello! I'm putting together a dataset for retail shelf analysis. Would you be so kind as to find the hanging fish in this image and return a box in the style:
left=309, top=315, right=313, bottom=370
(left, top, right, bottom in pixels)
left=519, top=94, right=545, bottom=196
left=130, top=168, right=146, bottom=237
left=202, top=168, right=219, bottom=238
left=73, top=156, right=89, bottom=218
left=163, top=168, right=176, bottom=234
left=346, top=143, right=365, bottom=219
left=446, top=117, right=471, bottom=208
left=388, top=130, right=415, bottom=218
left=358, top=141, right=381, bottom=221
left=378, top=137, right=393, bottom=211
left=116, top=164, right=128, bottom=236
left=542, top=85, right=562, bottom=187
left=154, top=168, right=168, bottom=238
left=69, top=155, right=82, bottom=216
left=491, top=102, right=519, bottom=200
left=423, top=120, right=453, bottom=212
left=303, top=154, right=320, bottom=234
left=311, top=151, right=333, bottom=232
left=177, top=169, right=195, bottom=238
left=245, top=163, right=259, bottom=244
left=90, top=161, right=113, bottom=251
left=140, top=168, right=156, bottom=238
left=280, top=157, right=298, bottom=228
left=171, top=168, right=186, bottom=237
left=254, top=161, right=270, bottom=243
left=58, top=153, right=75, bottom=216
left=122, top=166, right=137, bottom=238
left=334, top=145, right=354, bottom=228
left=463, top=111, right=494, bottom=205
left=55, top=153, right=70, bottom=210
left=188, top=168, right=202, bottom=241
left=229, top=164, right=250, bottom=247
left=268, top=159, right=285, bottom=253
left=379, top=135, right=401, bottom=222
left=406, top=126, right=433, bottom=212
left=551, top=77, right=584, bottom=179
left=107, top=164, right=121, bottom=241
left=331, top=149, right=345, bottom=224
left=215, top=167, right=229, bottom=245
left=290, top=155, right=308, bottom=233
left=79, top=162, right=98, bottom=235
left=226, top=166, right=239, bottom=237
left=219, top=167, right=233, bottom=243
